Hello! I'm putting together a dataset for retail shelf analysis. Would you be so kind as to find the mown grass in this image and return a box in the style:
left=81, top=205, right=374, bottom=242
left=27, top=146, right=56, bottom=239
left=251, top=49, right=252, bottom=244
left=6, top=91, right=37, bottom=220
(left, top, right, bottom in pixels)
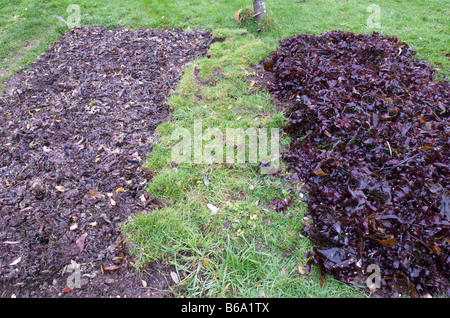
left=1, top=0, right=448, bottom=298
left=121, top=28, right=365, bottom=297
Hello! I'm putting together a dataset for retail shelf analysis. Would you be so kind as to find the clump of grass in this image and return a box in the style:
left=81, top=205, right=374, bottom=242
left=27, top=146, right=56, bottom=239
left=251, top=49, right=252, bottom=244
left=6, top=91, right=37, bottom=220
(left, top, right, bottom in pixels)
left=234, top=7, right=254, bottom=25
left=234, top=7, right=277, bottom=33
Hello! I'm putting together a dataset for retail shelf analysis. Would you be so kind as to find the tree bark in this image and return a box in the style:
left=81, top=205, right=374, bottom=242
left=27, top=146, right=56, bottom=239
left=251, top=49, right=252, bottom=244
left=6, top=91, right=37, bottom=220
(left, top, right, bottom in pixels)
left=253, top=0, right=266, bottom=20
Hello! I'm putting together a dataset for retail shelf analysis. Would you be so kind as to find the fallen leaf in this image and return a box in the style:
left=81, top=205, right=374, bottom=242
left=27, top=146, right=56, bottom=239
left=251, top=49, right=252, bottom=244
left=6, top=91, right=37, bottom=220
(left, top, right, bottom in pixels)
left=103, top=264, right=121, bottom=271
left=54, top=15, right=67, bottom=23
left=115, top=186, right=125, bottom=193
left=62, top=286, right=73, bottom=293
left=170, top=271, right=180, bottom=284
left=76, top=233, right=88, bottom=252
left=203, top=258, right=210, bottom=267
left=222, top=283, right=231, bottom=294
left=431, top=245, right=441, bottom=256
left=248, top=184, right=254, bottom=190
left=2, top=241, right=20, bottom=245
left=234, top=8, right=243, bottom=22
left=376, top=235, right=396, bottom=247
left=55, top=185, right=65, bottom=192
left=369, top=284, right=377, bottom=293
left=9, top=256, right=22, bottom=266
left=70, top=223, right=78, bottom=231
left=263, top=60, right=274, bottom=71
left=313, top=166, right=328, bottom=177
left=110, top=198, right=116, bottom=206
left=89, top=189, right=103, bottom=199
left=364, top=234, right=396, bottom=247
left=207, top=203, right=219, bottom=215
left=298, top=265, right=306, bottom=275
left=319, top=272, right=326, bottom=287
left=228, top=104, right=233, bottom=109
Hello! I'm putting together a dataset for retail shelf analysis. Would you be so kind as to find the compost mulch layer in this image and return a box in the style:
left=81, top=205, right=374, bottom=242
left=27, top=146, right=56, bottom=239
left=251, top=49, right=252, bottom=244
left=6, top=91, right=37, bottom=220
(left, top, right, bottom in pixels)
left=0, top=26, right=211, bottom=298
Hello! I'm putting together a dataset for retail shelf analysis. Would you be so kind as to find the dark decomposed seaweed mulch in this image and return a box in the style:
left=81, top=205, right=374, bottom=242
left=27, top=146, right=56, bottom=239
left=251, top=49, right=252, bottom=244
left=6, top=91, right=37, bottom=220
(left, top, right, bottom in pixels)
left=265, top=31, right=449, bottom=297
left=0, top=26, right=210, bottom=297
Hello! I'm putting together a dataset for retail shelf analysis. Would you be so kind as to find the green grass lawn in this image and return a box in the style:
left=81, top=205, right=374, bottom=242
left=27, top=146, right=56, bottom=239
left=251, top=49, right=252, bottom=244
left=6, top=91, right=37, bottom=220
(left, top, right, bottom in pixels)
left=1, top=0, right=448, bottom=298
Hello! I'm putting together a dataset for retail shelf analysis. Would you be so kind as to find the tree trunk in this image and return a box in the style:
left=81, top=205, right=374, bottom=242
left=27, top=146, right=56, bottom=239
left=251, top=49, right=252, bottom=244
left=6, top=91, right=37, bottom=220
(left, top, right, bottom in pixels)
left=253, top=0, right=266, bottom=21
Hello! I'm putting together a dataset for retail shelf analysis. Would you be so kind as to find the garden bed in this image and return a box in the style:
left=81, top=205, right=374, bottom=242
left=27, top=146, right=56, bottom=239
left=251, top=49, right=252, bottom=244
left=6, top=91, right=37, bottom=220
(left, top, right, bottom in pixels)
left=0, top=26, right=210, bottom=297
left=265, top=31, right=449, bottom=297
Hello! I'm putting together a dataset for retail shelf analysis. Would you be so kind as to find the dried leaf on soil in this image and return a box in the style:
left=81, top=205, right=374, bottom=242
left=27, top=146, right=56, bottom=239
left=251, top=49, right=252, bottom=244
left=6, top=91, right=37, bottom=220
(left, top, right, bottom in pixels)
left=75, top=233, right=88, bottom=252
left=170, top=271, right=180, bottom=284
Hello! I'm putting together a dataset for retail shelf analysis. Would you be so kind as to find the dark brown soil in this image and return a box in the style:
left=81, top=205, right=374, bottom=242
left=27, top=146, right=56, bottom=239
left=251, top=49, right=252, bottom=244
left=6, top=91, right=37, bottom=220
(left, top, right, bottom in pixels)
left=0, top=26, right=211, bottom=298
